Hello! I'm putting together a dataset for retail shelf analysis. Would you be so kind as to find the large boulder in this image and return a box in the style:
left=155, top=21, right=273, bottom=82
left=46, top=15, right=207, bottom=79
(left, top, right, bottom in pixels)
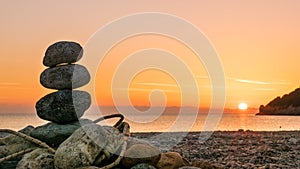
left=16, top=148, right=54, bottom=169
left=30, top=119, right=93, bottom=148
left=54, top=123, right=108, bottom=169
left=40, top=64, right=90, bottom=90
left=121, top=143, right=161, bottom=168
left=36, top=90, right=91, bottom=124
left=43, top=41, right=83, bottom=67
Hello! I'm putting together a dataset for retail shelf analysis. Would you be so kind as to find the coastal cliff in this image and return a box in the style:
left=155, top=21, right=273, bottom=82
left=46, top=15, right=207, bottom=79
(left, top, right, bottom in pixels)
left=257, top=88, right=300, bottom=115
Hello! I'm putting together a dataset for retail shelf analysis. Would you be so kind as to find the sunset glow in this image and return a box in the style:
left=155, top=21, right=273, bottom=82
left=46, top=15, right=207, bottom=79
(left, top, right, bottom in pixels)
left=0, top=1, right=300, bottom=114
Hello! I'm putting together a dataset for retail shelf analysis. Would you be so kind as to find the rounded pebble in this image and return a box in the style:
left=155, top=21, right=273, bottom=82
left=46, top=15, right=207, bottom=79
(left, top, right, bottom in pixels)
left=122, top=143, right=161, bottom=168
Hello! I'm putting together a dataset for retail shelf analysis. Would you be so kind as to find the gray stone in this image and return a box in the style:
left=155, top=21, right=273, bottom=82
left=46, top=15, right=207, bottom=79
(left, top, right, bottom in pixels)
left=121, top=143, right=161, bottom=168
left=16, top=148, right=54, bottom=169
left=30, top=119, right=93, bottom=148
left=0, top=125, right=34, bottom=145
left=0, top=143, right=36, bottom=158
left=54, top=123, right=108, bottom=169
left=0, top=126, right=37, bottom=159
left=43, top=41, right=83, bottom=67
left=40, top=64, right=90, bottom=90
left=36, top=90, right=91, bottom=124
left=131, top=163, right=157, bottom=169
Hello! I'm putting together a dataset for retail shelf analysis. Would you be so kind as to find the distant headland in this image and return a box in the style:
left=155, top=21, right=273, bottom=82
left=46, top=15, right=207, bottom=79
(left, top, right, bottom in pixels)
left=257, top=87, right=300, bottom=116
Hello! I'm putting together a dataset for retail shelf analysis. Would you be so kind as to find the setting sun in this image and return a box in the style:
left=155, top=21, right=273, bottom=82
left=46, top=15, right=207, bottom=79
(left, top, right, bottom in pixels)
left=238, top=103, right=248, bottom=110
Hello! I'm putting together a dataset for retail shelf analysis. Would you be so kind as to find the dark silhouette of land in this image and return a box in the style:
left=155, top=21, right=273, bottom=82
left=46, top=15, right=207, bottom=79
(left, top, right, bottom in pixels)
left=257, top=88, right=300, bottom=115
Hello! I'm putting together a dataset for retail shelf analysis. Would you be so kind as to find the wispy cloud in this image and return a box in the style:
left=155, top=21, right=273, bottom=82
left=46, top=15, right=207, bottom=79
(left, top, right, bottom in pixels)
left=227, top=77, right=291, bottom=85
left=272, top=81, right=291, bottom=85
left=232, top=78, right=271, bottom=85
left=195, top=75, right=291, bottom=86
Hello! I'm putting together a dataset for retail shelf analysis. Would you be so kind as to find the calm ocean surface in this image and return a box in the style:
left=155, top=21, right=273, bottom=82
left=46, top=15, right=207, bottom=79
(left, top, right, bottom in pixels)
left=1, top=108, right=300, bottom=132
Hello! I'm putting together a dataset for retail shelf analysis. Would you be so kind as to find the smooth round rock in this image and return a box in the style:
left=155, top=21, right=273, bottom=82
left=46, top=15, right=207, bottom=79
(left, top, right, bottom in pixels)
left=54, top=123, right=107, bottom=169
left=43, top=41, right=83, bottom=67
left=40, top=64, right=90, bottom=90
left=126, top=137, right=151, bottom=150
left=156, top=152, right=189, bottom=169
left=36, top=90, right=91, bottom=124
left=16, top=148, right=54, bottom=169
left=30, top=119, right=93, bottom=148
left=121, top=143, right=161, bottom=168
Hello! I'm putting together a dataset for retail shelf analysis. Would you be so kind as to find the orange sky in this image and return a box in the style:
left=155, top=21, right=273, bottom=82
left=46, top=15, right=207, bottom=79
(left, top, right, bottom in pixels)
left=0, top=1, right=300, bottom=114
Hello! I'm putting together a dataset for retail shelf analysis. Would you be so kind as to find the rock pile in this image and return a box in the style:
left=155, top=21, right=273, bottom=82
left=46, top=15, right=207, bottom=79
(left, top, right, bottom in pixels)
left=0, top=41, right=206, bottom=169
left=36, top=41, right=91, bottom=124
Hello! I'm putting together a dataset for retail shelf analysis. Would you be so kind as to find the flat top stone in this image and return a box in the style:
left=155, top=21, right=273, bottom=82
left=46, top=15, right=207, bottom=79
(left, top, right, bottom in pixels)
left=43, top=41, right=83, bottom=67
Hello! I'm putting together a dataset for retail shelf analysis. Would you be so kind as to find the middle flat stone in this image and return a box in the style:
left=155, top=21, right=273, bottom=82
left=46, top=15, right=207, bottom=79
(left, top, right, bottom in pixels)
left=40, top=64, right=90, bottom=90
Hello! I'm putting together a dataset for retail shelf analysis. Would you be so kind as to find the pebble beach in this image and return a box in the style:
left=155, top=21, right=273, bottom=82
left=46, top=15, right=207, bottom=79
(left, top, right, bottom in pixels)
left=1, top=129, right=300, bottom=168
left=132, top=130, right=300, bottom=169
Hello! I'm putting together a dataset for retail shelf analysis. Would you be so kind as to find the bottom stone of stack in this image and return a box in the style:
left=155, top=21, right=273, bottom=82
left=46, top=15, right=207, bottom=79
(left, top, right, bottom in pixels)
left=36, top=90, right=91, bottom=124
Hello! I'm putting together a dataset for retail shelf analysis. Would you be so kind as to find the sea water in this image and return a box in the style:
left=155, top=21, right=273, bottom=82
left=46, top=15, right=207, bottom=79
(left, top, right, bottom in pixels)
left=1, top=108, right=300, bottom=132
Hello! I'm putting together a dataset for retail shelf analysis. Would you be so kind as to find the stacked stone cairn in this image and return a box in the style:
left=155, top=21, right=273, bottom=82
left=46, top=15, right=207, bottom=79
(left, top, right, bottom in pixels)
left=36, top=41, right=91, bottom=124
left=0, top=41, right=211, bottom=169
